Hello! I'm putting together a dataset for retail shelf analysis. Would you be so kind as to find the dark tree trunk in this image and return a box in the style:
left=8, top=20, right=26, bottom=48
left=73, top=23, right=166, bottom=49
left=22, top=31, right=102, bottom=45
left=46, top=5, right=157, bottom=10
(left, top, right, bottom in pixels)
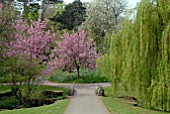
left=77, top=66, right=80, bottom=78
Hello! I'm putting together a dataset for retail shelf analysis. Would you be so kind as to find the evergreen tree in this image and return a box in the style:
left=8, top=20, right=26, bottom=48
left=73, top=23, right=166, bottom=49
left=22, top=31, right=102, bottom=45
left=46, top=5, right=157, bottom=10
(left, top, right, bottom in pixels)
left=23, top=4, right=40, bottom=21
left=50, top=0, right=86, bottom=30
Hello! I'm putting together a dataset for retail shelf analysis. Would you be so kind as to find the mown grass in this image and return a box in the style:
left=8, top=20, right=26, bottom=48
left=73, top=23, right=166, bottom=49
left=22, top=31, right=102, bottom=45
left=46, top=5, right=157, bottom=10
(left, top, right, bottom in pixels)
left=102, top=87, right=169, bottom=114
left=0, top=99, right=70, bottom=114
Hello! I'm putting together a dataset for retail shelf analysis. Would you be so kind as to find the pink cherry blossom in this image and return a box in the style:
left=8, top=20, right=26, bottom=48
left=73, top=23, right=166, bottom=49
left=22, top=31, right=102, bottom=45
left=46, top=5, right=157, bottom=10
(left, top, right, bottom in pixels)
left=8, top=18, right=57, bottom=62
left=47, top=30, right=98, bottom=77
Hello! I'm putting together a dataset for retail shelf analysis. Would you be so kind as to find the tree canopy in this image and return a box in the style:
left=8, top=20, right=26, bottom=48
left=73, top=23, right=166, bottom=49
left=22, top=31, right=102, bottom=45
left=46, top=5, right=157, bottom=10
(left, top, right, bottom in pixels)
left=82, top=0, right=127, bottom=53
left=47, top=30, right=98, bottom=77
left=50, top=0, right=86, bottom=30
left=97, top=0, right=170, bottom=111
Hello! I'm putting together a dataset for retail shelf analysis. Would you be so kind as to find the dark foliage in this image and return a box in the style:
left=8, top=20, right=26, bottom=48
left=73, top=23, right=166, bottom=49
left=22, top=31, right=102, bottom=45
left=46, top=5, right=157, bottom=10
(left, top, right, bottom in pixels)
left=50, top=0, right=86, bottom=30
left=0, top=96, right=20, bottom=109
left=49, top=69, right=109, bottom=83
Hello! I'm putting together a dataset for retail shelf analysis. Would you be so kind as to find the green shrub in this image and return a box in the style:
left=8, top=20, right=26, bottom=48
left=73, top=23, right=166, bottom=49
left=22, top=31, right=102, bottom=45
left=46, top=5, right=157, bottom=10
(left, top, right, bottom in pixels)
left=57, top=90, right=68, bottom=100
left=0, top=76, right=27, bottom=83
left=0, top=96, right=20, bottom=109
left=0, top=85, right=70, bottom=109
left=49, top=69, right=109, bottom=83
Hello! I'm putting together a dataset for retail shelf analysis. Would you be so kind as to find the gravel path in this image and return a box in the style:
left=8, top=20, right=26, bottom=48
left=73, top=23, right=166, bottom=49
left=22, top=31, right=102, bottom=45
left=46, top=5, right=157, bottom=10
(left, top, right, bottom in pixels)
left=64, top=88, right=110, bottom=114
left=42, top=80, right=111, bottom=114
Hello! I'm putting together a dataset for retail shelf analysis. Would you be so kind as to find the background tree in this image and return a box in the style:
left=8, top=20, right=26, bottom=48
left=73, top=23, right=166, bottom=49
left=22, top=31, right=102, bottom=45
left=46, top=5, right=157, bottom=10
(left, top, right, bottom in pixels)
left=12, top=0, right=40, bottom=20
left=23, top=4, right=40, bottom=21
left=44, top=2, right=65, bottom=18
left=0, top=2, right=16, bottom=54
left=50, top=0, right=86, bottom=30
left=0, top=2, right=17, bottom=78
left=47, top=30, right=98, bottom=78
left=82, top=0, right=126, bottom=53
left=45, top=2, right=65, bottom=31
left=41, top=0, right=64, bottom=20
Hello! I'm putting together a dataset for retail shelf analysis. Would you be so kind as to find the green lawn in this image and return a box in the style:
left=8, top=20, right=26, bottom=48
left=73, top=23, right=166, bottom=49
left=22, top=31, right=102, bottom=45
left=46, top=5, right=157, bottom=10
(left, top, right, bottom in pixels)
left=102, top=87, right=169, bottom=114
left=0, top=99, right=70, bottom=114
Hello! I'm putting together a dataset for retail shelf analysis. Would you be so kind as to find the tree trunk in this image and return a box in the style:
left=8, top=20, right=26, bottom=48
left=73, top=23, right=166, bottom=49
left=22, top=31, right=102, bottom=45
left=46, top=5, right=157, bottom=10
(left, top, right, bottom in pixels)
left=77, top=66, right=80, bottom=78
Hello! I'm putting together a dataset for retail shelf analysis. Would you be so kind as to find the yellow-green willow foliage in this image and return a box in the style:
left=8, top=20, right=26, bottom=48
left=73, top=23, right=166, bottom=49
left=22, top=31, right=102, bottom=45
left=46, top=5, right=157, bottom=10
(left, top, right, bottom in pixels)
left=97, top=0, right=170, bottom=111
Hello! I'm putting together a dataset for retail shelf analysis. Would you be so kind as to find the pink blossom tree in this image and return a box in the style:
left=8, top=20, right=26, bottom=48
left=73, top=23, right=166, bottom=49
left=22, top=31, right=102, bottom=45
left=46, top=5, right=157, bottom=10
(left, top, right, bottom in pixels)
left=7, top=17, right=57, bottom=103
left=9, top=18, right=56, bottom=61
left=48, top=30, right=98, bottom=78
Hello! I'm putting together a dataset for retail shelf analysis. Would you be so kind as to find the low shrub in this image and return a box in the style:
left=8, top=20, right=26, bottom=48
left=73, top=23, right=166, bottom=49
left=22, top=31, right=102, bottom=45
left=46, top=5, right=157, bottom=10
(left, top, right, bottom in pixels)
left=0, top=76, right=28, bottom=83
left=49, top=69, right=109, bottom=83
left=0, top=85, right=69, bottom=110
left=0, top=96, right=20, bottom=109
left=24, top=99, right=55, bottom=108
left=0, top=91, right=13, bottom=98
left=41, top=90, right=63, bottom=98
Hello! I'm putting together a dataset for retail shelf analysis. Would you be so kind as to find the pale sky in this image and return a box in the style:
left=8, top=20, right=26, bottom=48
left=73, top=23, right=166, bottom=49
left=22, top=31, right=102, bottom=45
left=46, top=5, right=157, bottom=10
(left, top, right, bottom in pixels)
left=64, top=0, right=141, bottom=8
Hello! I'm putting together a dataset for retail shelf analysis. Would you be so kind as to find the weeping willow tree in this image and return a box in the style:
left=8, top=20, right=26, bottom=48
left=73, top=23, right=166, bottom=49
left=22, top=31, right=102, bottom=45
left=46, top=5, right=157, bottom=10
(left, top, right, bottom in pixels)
left=97, top=0, right=170, bottom=111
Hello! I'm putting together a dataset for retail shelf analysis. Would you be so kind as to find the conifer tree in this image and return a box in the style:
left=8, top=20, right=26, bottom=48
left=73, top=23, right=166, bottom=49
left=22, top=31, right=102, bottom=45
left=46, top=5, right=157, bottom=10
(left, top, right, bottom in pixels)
left=50, top=0, right=86, bottom=30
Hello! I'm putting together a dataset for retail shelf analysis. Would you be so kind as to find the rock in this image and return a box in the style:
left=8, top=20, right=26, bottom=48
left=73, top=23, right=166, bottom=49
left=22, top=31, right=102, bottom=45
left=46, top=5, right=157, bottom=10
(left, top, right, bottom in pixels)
left=127, top=102, right=138, bottom=106
left=68, top=86, right=75, bottom=96
left=96, top=86, right=104, bottom=96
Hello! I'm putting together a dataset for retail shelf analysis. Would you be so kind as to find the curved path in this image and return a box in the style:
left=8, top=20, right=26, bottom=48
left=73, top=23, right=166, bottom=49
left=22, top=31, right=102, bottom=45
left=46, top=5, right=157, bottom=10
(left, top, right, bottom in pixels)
left=42, top=80, right=111, bottom=114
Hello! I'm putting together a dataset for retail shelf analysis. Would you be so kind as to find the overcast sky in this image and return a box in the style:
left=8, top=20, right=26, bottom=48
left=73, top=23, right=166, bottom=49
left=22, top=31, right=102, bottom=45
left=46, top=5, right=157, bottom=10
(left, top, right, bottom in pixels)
left=64, top=0, right=141, bottom=8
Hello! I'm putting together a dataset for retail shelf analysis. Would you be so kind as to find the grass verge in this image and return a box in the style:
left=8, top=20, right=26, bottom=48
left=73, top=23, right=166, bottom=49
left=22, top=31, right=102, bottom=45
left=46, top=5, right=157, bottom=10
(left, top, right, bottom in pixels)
left=102, top=87, right=169, bottom=114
